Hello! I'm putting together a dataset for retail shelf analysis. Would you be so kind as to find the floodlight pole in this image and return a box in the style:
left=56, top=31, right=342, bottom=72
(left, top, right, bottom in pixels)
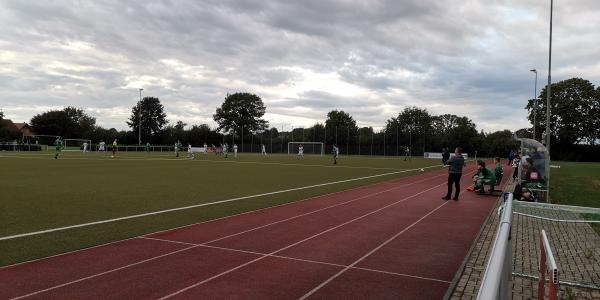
left=138, top=88, right=143, bottom=145
left=546, top=0, right=553, bottom=154
left=530, top=69, right=538, bottom=140
left=545, top=0, right=553, bottom=202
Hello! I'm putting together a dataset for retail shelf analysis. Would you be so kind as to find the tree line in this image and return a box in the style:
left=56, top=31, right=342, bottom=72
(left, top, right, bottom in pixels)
left=2, top=77, right=599, bottom=160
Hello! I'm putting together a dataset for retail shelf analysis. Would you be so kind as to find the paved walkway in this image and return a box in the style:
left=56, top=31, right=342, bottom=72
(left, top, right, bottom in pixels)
left=448, top=182, right=600, bottom=300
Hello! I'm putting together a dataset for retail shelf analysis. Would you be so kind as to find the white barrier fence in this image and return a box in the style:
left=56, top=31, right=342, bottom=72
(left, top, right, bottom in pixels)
left=477, top=192, right=513, bottom=300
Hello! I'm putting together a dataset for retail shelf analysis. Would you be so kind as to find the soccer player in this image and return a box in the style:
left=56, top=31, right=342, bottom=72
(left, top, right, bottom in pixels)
left=111, top=139, right=117, bottom=158
left=98, top=141, right=105, bottom=152
left=297, top=144, right=304, bottom=159
left=233, top=144, right=238, bottom=158
left=54, top=137, right=63, bottom=159
left=261, top=144, right=267, bottom=156
left=83, top=142, right=88, bottom=153
left=145, top=142, right=151, bottom=152
left=332, top=145, right=338, bottom=165
left=175, top=140, right=182, bottom=157
left=404, top=146, right=411, bottom=161
left=188, top=143, right=194, bottom=159
left=203, top=142, right=208, bottom=155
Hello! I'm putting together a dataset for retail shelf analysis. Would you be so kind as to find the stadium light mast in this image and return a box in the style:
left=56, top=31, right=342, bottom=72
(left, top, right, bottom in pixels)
left=545, top=0, right=553, bottom=201
left=138, top=88, right=143, bottom=145
left=530, top=69, right=538, bottom=140
left=545, top=0, right=553, bottom=154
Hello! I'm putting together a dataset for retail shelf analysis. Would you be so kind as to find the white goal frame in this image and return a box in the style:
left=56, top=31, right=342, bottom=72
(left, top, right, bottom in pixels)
left=287, top=142, right=324, bottom=155
left=63, top=139, right=92, bottom=152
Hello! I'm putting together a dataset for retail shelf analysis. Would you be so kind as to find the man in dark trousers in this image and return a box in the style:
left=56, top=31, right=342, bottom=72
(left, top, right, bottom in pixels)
left=443, top=147, right=465, bottom=201
left=442, top=148, right=450, bottom=166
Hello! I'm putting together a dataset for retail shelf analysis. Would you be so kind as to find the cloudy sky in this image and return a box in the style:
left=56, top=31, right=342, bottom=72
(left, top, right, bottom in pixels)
left=1, top=0, right=599, bottom=132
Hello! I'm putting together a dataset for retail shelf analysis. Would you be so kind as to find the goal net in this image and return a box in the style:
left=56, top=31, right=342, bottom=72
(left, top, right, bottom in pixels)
left=63, top=139, right=92, bottom=152
left=287, top=142, right=324, bottom=155
left=22, top=135, right=61, bottom=151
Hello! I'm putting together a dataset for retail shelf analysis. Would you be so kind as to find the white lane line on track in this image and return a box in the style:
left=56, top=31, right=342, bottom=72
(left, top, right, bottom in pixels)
left=157, top=182, right=448, bottom=299
left=8, top=172, right=447, bottom=299
left=298, top=201, right=450, bottom=299
left=140, top=236, right=452, bottom=284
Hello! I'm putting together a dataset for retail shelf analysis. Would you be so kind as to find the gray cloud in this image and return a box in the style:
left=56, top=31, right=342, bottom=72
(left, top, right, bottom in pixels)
left=0, top=0, right=599, bottom=133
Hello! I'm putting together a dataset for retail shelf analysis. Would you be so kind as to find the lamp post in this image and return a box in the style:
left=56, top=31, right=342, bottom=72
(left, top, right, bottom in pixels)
left=530, top=69, right=538, bottom=140
left=546, top=0, right=553, bottom=154
left=138, top=88, right=143, bottom=145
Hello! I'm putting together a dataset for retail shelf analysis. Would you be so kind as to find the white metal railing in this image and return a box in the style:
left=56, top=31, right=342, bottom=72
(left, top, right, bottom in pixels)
left=477, top=192, right=513, bottom=300
left=538, top=230, right=559, bottom=300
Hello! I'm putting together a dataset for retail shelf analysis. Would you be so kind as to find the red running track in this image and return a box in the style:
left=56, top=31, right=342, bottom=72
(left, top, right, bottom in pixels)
left=0, top=163, right=509, bottom=300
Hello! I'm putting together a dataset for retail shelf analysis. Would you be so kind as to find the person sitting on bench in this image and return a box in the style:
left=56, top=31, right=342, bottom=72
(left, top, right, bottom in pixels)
left=471, top=160, right=496, bottom=194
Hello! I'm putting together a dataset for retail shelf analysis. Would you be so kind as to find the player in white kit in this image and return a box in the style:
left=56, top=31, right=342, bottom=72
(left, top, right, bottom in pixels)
left=187, top=143, right=194, bottom=159
left=233, top=144, right=238, bottom=158
left=297, top=144, right=304, bottom=159
left=261, top=144, right=267, bottom=156
left=83, top=142, right=88, bottom=153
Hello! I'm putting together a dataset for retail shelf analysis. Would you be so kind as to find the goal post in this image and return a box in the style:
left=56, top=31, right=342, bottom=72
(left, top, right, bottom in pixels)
left=63, top=139, right=92, bottom=152
left=287, top=142, right=324, bottom=155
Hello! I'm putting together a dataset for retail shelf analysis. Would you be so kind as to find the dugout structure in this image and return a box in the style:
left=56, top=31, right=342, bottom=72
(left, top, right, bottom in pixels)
left=287, top=142, right=324, bottom=155
left=515, top=136, right=549, bottom=202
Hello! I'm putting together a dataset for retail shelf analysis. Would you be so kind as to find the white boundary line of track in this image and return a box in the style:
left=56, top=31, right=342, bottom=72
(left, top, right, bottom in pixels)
left=0, top=167, right=447, bottom=270
left=0, top=165, right=442, bottom=242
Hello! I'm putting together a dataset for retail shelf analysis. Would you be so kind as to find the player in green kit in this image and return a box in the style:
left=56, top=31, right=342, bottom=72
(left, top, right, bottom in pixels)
left=145, top=142, right=151, bottom=152
left=54, top=137, right=63, bottom=159
left=175, top=140, right=182, bottom=157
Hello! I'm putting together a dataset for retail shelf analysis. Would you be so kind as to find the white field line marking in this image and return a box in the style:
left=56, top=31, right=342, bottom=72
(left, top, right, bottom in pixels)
left=1, top=167, right=446, bottom=270
left=0, top=153, right=413, bottom=172
left=10, top=176, right=447, bottom=300
left=158, top=181, right=447, bottom=299
left=141, top=237, right=451, bottom=284
left=298, top=201, right=450, bottom=300
left=9, top=245, right=199, bottom=300
left=0, top=165, right=441, bottom=242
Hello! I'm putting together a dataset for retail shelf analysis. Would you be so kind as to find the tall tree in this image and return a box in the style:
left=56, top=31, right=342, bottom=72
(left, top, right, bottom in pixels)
left=30, top=107, right=96, bottom=138
left=526, top=78, right=599, bottom=148
left=127, top=97, right=168, bottom=143
left=213, top=93, right=268, bottom=136
left=386, top=107, right=433, bottom=153
left=324, top=110, right=358, bottom=145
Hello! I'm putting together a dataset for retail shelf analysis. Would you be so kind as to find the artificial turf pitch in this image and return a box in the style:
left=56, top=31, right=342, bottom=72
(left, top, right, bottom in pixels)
left=0, top=151, right=444, bottom=266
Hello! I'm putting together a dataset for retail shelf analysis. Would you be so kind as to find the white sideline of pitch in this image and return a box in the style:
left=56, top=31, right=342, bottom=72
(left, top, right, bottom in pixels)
left=0, top=165, right=441, bottom=242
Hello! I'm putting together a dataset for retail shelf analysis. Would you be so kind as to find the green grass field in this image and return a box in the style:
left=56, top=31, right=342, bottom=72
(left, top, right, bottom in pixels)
left=550, top=161, right=600, bottom=234
left=0, top=150, right=445, bottom=266
left=550, top=161, right=600, bottom=208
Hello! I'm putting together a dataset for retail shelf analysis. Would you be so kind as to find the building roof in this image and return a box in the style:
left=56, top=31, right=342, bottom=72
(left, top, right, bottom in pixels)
left=13, top=123, right=30, bottom=130
left=0, top=119, right=19, bottom=132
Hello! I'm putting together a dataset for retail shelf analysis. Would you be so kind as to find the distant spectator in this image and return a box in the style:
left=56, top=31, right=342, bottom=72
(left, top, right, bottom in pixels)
left=508, top=150, right=515, bottom=166
left=442, top=148, right=450, bottom=166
